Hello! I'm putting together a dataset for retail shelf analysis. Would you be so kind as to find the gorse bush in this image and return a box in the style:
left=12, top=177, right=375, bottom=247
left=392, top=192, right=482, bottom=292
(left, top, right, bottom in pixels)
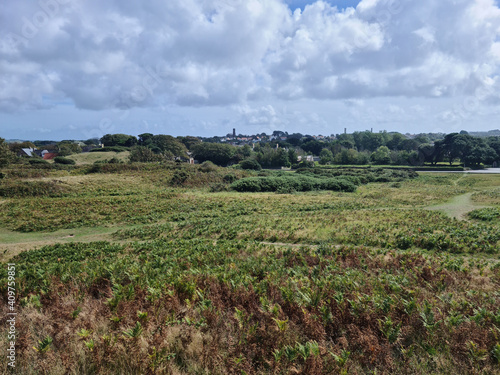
left=230, top=171, right=366, bottom=193
left=239, top=158, right=262, bottom=170
left=231, top=175, right=358, bottom=193
left=28, top=158, right=50, bottom=165
left=54, top=156, right=76, bottom=165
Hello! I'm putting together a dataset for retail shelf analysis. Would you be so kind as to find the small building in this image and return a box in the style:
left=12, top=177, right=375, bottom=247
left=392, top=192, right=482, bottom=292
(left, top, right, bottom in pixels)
left=19, top=148, right=35, bottom=157
left=43, top=152, right=58, bottom=160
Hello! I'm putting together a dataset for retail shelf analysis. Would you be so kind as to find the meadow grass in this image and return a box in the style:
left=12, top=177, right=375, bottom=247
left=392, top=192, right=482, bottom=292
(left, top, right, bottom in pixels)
left=66, top=151, right=131, bottom=165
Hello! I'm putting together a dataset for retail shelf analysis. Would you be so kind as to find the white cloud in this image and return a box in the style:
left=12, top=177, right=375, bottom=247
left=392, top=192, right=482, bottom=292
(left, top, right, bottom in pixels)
left=2, top=0, right=500, bottom=137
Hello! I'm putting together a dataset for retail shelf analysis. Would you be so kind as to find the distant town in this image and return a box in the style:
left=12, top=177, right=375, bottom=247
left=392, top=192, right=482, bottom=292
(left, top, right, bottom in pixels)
left=2, top=128, right=500, bottom=169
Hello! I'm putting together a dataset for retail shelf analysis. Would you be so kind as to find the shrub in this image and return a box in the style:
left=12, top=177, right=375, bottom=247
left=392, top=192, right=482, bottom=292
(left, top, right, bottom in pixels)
left=199, top=161, right=218, bottom=173
left=230, top=174, right=359, bottom=193
left=28, top=158, right=50, bottom=165
left=231, top=177, right=263, bottom=192
left=129, top=146, right=163, bottom=163
left=90, top=146, right=130, bottom=153
left=223, top=174, right=237, bottom=183
left=240, top=158, right=262, bottom=170
left=53, top=156, right=76, bottom=165
left=171, top=170, right=190, bottom=186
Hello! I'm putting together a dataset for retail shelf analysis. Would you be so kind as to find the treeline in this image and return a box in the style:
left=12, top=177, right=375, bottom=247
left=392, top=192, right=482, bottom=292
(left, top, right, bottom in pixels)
left=2, top=130, right=500, bottom=169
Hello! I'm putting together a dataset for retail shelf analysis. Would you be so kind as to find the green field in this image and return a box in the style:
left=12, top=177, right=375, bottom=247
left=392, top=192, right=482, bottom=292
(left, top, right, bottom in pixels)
left=1, top=164, right=500, bottom=374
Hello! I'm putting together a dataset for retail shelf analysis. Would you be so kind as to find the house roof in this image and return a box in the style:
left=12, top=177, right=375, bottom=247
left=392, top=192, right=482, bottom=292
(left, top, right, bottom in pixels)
left=43, top=153, right=58, bottom=160
left=21, top=148, right=35, bottom=157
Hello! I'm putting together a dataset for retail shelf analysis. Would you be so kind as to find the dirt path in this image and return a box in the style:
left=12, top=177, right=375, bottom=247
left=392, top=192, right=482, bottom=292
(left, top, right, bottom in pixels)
left=426, top=192, right=487, bottom=220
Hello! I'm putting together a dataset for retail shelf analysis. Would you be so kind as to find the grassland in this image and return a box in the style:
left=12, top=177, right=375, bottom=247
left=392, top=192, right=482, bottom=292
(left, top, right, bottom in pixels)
left=65, top=151, right=130, bottom=165
left=1, top=164, right=499, bottom=374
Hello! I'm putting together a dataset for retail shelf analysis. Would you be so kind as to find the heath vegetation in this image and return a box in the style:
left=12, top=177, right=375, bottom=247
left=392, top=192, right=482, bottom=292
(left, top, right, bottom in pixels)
left=1, top=161, right=499, bottom=374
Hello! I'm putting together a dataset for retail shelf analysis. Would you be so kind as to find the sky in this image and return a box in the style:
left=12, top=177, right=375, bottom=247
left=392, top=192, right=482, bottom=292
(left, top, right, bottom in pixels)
left=2, top=0, right=500, bottom=140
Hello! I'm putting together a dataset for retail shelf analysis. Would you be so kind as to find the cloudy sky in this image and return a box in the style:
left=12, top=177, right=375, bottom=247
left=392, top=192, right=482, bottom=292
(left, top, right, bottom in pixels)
left=2, top=0, right=500, bottom=140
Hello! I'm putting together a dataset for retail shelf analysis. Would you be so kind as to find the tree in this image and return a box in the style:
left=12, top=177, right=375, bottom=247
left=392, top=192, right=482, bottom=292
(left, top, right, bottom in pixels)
left=0, top=138, right=15, bottom=167
left=84, top=138, right=100, bottom=146
left=353, top=131, right=384, bottom=152
left=463, top=142, right=497, bottom=168
left=371, top=146, right=391, bottom=165
left=239, top=158, right=262, bottom=170
left=9, top=141, right=36, bottom=155
left=151, top=135, right=188, bottom=159
left=191, top=143, right=236, bottom=166
left=277, top=148, right=291, bottom=168
left=56, top=141, right=81, bottom=156
left=138, top=133, right=154, bottom=146
left=100, top=134, right=137, bottom=147
left=301, top=140, right=324, bottom=156
left=333, top=149, right=362, bottom=165
left=288, top=148, right=298, bottom=165
left=386, top=133, right=405, bottom=150
left=178, top=136, right=201, bottom=150
left=129, top=146, right=164, bottom=163
left=237, top=144, right=252, bottom=159
left=319, top=148, right=334, bottom=165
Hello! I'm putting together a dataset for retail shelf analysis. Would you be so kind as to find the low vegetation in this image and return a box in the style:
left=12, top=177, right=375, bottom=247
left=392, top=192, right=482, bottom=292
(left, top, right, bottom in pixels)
left=0, top=163, right=499, bottom=374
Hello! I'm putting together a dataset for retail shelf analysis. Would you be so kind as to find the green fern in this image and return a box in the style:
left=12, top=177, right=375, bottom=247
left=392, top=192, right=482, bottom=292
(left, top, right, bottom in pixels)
left=33, top=336, right=53, bottom=353
left=123, top=321, right=143, bottom=339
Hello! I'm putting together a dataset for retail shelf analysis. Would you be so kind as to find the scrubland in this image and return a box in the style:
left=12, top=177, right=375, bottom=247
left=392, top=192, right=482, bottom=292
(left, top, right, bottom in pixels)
left=1, top=162, right=499, bottom=374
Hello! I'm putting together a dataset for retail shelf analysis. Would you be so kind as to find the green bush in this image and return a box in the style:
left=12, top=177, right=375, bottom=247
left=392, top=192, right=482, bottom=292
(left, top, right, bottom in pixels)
left=223, top=174, right=237, bottom=183
left=28, top=158, right=50, bottom=165
left=199, top=161, right=218, bottom=173
left=239, top=158, right=262, bottom=170
left=91, top=146, right=130, bottom=153
left=54, top=156, right=76, bottom=165
left=230, top=174, right=358, bottom=193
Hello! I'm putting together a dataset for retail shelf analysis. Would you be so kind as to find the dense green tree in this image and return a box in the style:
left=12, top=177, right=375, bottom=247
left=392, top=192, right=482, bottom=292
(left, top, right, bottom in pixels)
left=386, top=133, right=405, bottom=150
left=138, top=133, right=154, bottom=146
left=463, top=142, right=497, bottom=168
left=301, top=140, right=324, bottom=156
left=353, top=131, right=384, bottom=152
left=319, top=148, right=334, bottom=165
left=129, top=146, right=164, bottom=163
left=56, top=141, right=81, bottom=156
left=178, top=136, right=201, bottom=150
left=191, top=143, right=236, bottom=166
left=333, top=149, right=365, bottom=165
left=84, top=138, right=100, bottom=146
left=288, top=148, right=298, bottom=165
left=400, top=139, right=420, bottom=151
left=239, top=158, right=262, bottom=170
left=371, top=146, right=391, bottom=165
left=100, top=134, right=137, bottom=147
left=278, top=148, right=291, bottom=168
left=151, top=135, right=188, bottom=158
